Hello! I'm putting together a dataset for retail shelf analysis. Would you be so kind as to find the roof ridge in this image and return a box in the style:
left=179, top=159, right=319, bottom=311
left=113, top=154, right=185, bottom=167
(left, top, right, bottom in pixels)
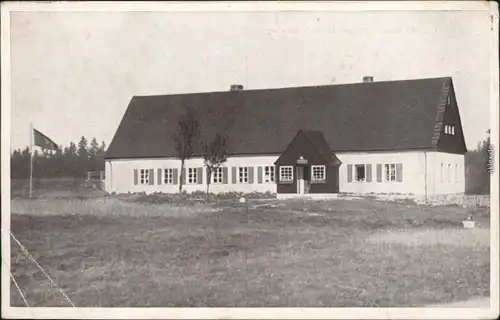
left=132, top=77, right=453, bottom=99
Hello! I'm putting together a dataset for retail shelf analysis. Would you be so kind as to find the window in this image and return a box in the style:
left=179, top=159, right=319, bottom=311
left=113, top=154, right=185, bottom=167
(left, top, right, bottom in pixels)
left=311, top=165, right=326, bottom=181
left=441, top=163, right=444, bottom=182
left=238, top=167, right=249, bottom=183
left=140, top=169, right=150, bottom=185
left=187, top=168, right=197, bottom=184
left=279, top=166, right=294, bottom=182
left=212, top=167, right=223, bottom=184
left=455, top=164, right=458, bottom=183
left=447, top=96, right=451, bottom=106
left=355, top=164, right=366, bottom=182
left=384, top=164, right=396, bottom=182
left=264, top=166, right=275, bottom=183
left=444, top=124, right=455, bottom=135
left=164, top=168, right=174, bottom=184
left=448, top=164, right=452, bottom=182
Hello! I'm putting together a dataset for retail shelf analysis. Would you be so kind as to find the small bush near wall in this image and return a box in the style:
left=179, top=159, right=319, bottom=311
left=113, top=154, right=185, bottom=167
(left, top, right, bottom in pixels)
left=124, top=190, right=276, bottom=205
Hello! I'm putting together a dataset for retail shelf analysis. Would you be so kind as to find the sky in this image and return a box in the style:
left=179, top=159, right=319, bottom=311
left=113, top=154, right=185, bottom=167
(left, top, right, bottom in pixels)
left=9, top=8, right=493, bottom=152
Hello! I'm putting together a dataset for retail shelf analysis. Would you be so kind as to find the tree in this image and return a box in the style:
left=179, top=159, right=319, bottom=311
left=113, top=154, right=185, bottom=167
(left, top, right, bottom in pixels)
left=173, top=108, right=200, bottom=193
left=465, top=129, right=491, bottom=195
left=99, top=141, right=106, bottom=154
left=89, top=137, right=99, bottom=156
left=10, top=138, right=108, bottom=179
left=203, top=132, right=228, bottom=198
left=77, top=136, right=90, bottom=176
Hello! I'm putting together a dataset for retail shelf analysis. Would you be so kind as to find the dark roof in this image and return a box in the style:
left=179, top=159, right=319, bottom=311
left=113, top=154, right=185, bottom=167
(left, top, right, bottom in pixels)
left=105, top=77, right=455, bottom=159
left=301, top=130, right=342, bottom=166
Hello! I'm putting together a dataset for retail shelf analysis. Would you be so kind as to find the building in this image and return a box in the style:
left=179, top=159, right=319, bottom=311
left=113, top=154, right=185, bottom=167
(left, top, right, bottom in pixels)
left=104, top=76, right=467, bottom=198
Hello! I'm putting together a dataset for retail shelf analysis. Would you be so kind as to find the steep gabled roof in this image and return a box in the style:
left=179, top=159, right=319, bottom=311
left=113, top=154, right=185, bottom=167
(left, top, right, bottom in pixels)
left=105, top=77, right=460, bottom=159
left=274, top=130, right=342, bottom=166
left=301, top=130, right=342, bottom=166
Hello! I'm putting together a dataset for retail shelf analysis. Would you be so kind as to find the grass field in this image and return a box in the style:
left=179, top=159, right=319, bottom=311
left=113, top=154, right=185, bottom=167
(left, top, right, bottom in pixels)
left=9, top=190, right=490, bottom=307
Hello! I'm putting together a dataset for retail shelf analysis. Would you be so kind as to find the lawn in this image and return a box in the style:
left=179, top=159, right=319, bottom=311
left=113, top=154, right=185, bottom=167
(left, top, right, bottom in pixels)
left=9, top=193, right=490, bottom=307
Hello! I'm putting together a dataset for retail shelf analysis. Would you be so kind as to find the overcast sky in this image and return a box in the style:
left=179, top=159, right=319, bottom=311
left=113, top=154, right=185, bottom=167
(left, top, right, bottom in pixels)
left=10, top=8, right=493, bottom=151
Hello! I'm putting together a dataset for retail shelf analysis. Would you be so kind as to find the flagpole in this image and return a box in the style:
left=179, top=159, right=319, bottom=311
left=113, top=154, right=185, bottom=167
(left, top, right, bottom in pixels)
left=29, top=123, right=33, bottom=198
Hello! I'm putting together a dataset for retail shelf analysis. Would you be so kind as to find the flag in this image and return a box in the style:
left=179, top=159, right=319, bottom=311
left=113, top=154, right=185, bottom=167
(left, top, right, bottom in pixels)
left=33, top=129, right=59, bottom=150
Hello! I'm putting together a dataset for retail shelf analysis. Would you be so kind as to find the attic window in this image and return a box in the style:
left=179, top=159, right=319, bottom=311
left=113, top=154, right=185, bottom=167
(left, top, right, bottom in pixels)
left=444, top=125, right=456, bottom=135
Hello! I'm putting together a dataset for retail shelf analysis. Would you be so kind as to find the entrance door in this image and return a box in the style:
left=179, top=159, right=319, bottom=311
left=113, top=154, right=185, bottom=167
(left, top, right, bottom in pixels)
left=296, top=166, right=305, bottom=194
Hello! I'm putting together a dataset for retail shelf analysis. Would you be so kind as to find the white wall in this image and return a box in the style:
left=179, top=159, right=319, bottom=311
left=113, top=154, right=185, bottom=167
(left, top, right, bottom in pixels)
left=335, top=150, right=465, bottom=196
left=426, top=151, right=465, bottom=195
left=336, top=151, right=425, bottom=195
left=105, top=155, right=279, bottom=194
left=105, top=151, right=465, bottom=195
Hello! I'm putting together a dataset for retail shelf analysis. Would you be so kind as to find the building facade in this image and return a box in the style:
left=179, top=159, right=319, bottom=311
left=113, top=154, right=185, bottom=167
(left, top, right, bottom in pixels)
left=104, top=76, right=467, bottom=197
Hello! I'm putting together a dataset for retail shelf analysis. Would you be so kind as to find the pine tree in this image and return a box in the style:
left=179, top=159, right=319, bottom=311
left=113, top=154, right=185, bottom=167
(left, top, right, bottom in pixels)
left=89, top=138, right=99, bottom=156
left=77, top=136, right=90, bottom=177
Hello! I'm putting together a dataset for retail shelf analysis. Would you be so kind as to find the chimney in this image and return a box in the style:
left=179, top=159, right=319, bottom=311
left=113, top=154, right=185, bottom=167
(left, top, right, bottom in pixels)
left=230, top=84, right=244, bottom=91
left=363, top=76, right=374, bottom=83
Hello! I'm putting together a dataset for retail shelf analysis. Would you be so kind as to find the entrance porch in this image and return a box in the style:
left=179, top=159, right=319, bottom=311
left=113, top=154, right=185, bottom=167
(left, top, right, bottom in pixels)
left=274, top=130, right=342, bottom=198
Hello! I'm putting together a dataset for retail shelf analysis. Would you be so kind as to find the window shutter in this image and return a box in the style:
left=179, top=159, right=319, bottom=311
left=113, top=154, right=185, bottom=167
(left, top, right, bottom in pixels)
left=249, top=167, right=254, bottom=184
left=157, top=169, right=162, bottom=185
left=376, top=164, right=382, bottom=182
left=258, top=167, right=263, bottom=184
left=366, top=164, right=372, bottom=182
left=134, top=169, right=138, bottom=185
left=173, top=168, right=179, bottom=185
left=223, top=167, right=228, bottom=184
left=149, top=169, right=154, bottom=185
left=396, top=163, right=403, bottom=182
left=347, top=165, right=353, bottom=183
left=181, top=168, right=186, bottom=185
left=197, top=167, right=203, bottom=184
left=232, top=167, right=237, bottom=184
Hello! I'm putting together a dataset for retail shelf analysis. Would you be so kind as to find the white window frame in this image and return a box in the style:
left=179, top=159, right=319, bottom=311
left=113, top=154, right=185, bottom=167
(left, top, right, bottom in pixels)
left=448, top=164, right=452, bottom=183
left=238, top=167, right=249, bottom=183
left=384, top=164, right=396, bottom=182
left=264, top=166, right=275, bottom=183
left=354, top=164, right=366, bottom=182
left=187, top=168, right=198, bottom=184
left=445, top=125, right=456, bottom=135
left=279, top=166, right=294, bottom=182
left=164, top=168, right=174, bottom=184
left=212, top=167, right=223, bottom=184
left=140, top=169, right=150, bottom=185
left=311, top=165, right=326, bottom=181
